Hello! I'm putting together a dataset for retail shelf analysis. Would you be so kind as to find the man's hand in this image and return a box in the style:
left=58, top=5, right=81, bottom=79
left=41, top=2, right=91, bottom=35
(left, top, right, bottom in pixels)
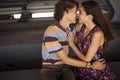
left=93, top=59, right=106, bottom=70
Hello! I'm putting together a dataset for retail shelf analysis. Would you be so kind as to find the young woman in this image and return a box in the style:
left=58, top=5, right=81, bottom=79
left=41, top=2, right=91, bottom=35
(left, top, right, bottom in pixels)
left=67, top=1, right=116, bottom=80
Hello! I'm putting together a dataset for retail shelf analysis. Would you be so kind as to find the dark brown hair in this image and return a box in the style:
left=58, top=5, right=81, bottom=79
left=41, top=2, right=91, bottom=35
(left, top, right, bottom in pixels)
left=81, top=1, right=115, bottom=50
left=54, top=0, right=79, bottom=21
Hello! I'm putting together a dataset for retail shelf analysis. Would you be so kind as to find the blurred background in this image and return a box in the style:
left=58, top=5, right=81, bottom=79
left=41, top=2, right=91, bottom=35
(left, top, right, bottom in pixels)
left=0, top=0, right=120, bottom=80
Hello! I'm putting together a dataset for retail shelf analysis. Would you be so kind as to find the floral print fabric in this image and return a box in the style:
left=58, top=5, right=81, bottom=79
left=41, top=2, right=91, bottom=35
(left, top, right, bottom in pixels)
left=76, top=25, right=116, bottom=80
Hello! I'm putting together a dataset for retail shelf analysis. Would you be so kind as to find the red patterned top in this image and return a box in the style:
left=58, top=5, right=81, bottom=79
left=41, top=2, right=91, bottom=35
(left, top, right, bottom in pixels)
left=76, top=25, right=116, bottom=80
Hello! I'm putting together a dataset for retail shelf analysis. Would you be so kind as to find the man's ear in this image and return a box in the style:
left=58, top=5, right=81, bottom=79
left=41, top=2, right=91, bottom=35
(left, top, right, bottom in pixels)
left=64, top=10, right=67, bottom=15
left=65, top=8, right=69, bottom=13
left=64, top=9, right=69, bottom=15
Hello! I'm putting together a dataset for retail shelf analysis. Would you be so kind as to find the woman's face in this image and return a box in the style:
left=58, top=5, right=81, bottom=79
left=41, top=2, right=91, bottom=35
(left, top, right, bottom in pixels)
left=78, top=6, right=88, bottom=24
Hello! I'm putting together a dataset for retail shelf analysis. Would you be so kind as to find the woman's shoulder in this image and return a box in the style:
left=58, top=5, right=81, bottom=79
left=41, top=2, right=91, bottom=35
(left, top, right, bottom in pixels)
left=94, top=26, right=103, bottom=31
left=93, top=27, right=104, bottom=39
left=89, top=26, right=104, bottom=39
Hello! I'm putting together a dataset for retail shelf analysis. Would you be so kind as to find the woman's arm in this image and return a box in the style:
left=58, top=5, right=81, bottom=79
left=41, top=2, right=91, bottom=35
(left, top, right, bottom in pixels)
left=85, top=30, right=104, bottom=61
left=68, top=30, right=104, bottom=62
left=56, top=48, right=105, bottom=70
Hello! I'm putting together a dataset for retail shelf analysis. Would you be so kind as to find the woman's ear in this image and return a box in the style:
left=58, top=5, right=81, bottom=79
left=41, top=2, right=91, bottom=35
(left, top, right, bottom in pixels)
left=88, top=15, right=93, bottom=20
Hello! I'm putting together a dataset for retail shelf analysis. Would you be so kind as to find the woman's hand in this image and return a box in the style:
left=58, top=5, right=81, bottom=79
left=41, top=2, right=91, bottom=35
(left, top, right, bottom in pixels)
left=66, top=31, right=75, bottom=46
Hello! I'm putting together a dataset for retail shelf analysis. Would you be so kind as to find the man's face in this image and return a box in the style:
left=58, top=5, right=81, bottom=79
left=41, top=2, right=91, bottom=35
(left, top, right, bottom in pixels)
left=66, top=5, right=77, bottom=23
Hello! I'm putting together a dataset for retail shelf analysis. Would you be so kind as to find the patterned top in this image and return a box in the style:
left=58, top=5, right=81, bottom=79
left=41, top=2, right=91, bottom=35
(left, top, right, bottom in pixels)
left=76, top=25, right=116, bottom=80
left=77, top=25, right=103, bottom=62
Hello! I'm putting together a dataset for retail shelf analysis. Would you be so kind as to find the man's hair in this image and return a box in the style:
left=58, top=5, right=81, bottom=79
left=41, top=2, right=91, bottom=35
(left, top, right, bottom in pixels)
left=54, top=0, right=79, bottom=21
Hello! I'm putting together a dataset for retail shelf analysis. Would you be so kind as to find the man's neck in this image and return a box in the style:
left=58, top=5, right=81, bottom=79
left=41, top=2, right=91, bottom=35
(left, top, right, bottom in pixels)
left=59, top=19, right=70, bottom=31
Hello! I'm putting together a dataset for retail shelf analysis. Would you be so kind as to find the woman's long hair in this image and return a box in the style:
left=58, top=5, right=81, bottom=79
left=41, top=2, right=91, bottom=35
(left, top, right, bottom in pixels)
left=81, top=1, right=115, bottom=50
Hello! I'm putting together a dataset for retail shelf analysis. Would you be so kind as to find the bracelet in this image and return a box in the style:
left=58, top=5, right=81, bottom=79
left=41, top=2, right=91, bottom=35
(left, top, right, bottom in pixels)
left=90, top=63, right=94, bottom=69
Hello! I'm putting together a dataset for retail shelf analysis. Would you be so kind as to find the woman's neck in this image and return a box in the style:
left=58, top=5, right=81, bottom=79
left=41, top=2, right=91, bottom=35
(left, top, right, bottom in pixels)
left=84, top=21, right=96, bottom=31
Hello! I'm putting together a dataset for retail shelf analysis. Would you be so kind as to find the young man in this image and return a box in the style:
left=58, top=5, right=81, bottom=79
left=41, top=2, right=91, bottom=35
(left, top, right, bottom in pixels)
left=40, top=0, right=106, bottom=80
